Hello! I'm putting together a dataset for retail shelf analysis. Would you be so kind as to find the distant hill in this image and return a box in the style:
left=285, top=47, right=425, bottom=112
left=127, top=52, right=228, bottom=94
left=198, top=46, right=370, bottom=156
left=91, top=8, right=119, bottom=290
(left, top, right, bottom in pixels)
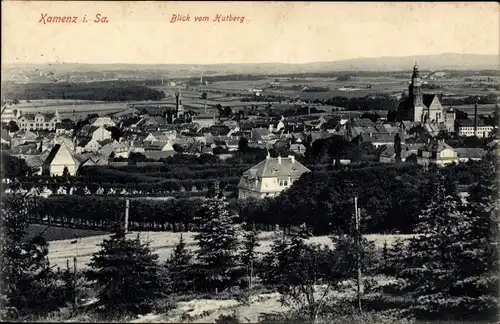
left=3, top=53, right=499, bottom=75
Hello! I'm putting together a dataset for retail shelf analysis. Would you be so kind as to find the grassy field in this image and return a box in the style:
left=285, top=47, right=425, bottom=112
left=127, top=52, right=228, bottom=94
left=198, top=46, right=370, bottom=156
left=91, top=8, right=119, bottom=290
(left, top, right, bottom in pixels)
left=7, top=99, right=127, bottom=120
left=46, top=230, right=414, bottom=271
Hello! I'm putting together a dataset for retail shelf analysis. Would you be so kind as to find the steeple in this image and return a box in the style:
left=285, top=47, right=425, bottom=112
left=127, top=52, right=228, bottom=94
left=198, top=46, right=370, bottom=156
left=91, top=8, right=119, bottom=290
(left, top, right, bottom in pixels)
left=409, top=62, right=423, bottom=107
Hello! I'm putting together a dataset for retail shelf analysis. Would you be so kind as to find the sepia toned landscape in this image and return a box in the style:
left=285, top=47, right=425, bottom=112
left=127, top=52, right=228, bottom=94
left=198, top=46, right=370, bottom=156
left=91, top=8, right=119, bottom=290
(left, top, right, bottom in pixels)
left=1, top=2, right=499, bottom=324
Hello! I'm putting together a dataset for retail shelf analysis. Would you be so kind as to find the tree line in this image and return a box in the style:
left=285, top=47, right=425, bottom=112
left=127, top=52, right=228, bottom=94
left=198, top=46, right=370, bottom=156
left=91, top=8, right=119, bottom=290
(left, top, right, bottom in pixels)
left=3, top=80, right=166, bottom=101
left=17, top=160, right=492, bottom=235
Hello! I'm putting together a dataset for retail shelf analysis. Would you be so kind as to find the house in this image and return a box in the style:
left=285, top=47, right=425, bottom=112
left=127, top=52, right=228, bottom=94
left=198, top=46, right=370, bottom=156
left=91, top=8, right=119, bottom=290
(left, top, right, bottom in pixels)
left=417, top=140, right=458, bottom=167
left=144, top=131, right=176, bottom=143
left=77, top=139, right=101, bottom=153
left=358, top=132, right=400, bottom=148
left=17, top=112, right=61, bottom=131
left=77, top=154, right=109, bottom=167
left=250, top=128, right=278, bottom=144
left=99, top=140, right=130, bottom=158
left=11, top=130, right=39, bottom=147
left=379, top=143, right=425, bottom=163
left=91, top=116, right=116, bottom=127
left=56, top=119, right=75, bottom=135
left=238, top=154, right=310, bottom=199
left=455, top=148, right=486, bottom=162
left=92, top=126, right=112, bottom=141
left=42, top=142, right=80, bottom=176
left=23, top=154, right=48, bottom=175
left=455, top=119, right=494, bottom=138
left=289, top=143, right=307, bottom=155
left=143, top=150, right=176, bottom=160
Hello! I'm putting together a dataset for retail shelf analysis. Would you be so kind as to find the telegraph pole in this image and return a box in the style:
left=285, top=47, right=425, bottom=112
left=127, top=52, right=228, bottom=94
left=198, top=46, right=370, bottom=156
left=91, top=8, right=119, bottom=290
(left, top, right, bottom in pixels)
left=124, top=199, right=130, bottom=234
left=249, top=222, right=255, bottom=290
left=354, top=197, right=362, bottom=312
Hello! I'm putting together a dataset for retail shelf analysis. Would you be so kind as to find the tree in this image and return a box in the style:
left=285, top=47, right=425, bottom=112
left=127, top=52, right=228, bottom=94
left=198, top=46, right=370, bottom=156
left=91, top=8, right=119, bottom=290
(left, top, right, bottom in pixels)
left=7, top=120, right=19, bottom=133
left=85, top=228, right=167, bottom=318
left=396, top=176, right=481, bottom=320
left=448, top=165, right=499, bottom=320
left=200, top=92, right=207, bottom=100
left=276, top=224, right=360, bottom=323
left=394, top=133, right=402, bottom=163
left=240, top=224, right=260, bottom=288
left=0, top=194, right=64, bottom=320
left=261, top=228, right=291, bottom=287
left=193, top=182, right=243, bottom=292
left=62, top=166, right=70, bottom=178
left=166, top=234, right=194, bottom=293
left=238, top=137, right=249, bottom=152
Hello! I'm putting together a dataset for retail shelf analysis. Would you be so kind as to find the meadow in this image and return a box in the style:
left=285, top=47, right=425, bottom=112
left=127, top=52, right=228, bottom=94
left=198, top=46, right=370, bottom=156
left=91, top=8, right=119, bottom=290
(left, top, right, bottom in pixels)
left=45, top=229, right=413, bottom=270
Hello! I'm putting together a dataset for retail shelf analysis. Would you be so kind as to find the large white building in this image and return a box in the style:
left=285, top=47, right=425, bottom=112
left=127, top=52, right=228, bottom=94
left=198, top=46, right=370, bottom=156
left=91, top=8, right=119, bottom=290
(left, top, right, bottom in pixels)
left=455, top=119, right=494, bottom=138
left=16, top=111, right=61, bottom=131
left=238, top=155, right=310, bottom=199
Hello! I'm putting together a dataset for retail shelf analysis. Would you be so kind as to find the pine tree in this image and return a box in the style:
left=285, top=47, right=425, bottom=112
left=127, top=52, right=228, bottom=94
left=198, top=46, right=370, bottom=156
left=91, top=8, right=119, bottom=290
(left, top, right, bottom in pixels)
left=240, top=224, right=260, bottom=269
left=261, top=228, right=291, bottom=287
left=240, top=224, right=260, bottom=289
left=0, top=194, right=64, bottom=320
left=193, top=182, right=242, bottom=292
left=446, top=168, right=499, bottom=320
left=397, top=176, right=473, bottom=320
left=167, top=234, right=194, bottom=293
left=85, top=229, right=167, bottom=318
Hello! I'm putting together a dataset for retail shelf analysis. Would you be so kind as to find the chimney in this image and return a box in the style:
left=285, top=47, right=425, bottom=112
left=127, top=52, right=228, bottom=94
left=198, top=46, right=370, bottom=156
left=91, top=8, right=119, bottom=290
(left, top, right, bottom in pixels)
left=369, top=132, right=373, bottom=137
left=278, top=156, right=282, bottom=164
left=266, top=150, right=270, bottom=159
left=289, top=155, right=295, bottom=163
left=474, top=101, right=478, bottom=137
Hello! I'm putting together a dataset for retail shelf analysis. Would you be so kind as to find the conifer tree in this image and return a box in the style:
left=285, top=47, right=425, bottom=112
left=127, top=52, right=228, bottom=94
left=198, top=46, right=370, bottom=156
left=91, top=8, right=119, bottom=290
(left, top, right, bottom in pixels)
left=397, top=176, right=476, bottom=320
left=193, top=182, right=242, bottom=292
left=0, top=194, right=63, bottom=320
left=167, top=234, right=194, bottom=293
left=446, top=167, right=499, bottom=319
left=85, top=228, right=167, bottom=318
left=261, top=228, right=291, bottom=287
left=240, top=224, right=260, bottom=269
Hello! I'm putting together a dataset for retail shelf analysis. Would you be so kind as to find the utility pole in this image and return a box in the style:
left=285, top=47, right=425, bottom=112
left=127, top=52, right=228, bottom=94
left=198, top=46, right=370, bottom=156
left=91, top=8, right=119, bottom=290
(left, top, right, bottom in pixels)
left=249, top=222, right=255, bottom=290
left=124, top=199, right=130, bottom=234
left=73, top=256, right=78, bottom=310
left=354, top=196, right=362, bottom=312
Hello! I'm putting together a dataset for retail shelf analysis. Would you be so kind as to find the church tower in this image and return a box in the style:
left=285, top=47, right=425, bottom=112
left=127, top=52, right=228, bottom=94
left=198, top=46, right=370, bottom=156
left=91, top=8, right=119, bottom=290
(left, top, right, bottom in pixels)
left=408, top=63, right=424, bottom=122
left=175, top=91, right=184, bottom=119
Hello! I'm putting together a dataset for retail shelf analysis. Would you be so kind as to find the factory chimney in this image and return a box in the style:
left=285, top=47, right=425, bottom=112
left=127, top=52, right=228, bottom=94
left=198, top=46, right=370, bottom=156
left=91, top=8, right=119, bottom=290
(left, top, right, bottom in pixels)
left=175, top=92, right=180, bottom=116
left=474, top=100, right=478, bottom=137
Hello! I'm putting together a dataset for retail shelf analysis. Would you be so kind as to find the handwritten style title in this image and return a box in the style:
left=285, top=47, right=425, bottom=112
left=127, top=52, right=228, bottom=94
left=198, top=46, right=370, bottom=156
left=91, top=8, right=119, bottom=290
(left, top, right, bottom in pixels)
left=39, top=13, right=109, bottom=24
left=170, top=14, right=245, bottom=23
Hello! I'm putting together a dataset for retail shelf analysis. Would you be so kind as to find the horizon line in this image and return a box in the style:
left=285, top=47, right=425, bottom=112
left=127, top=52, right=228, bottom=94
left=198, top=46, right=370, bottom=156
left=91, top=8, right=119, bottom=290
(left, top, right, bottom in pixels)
left=2, top=52, right=498, bottom=66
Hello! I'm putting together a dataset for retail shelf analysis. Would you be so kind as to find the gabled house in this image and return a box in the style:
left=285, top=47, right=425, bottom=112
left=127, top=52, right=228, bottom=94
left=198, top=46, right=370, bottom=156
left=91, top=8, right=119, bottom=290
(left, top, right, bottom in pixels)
left=238, top=155, right=310, bottom=199
left=417, top=140, right=458, bottom=167
left=251, top=128, right=278, bottom=144
left=42, top=142, right=80, bottom=176
left=92, top=126, right=112, bottom=141
left=91, top=117, right=116, bottom=127
left=379, top=143, right=425, bottom=163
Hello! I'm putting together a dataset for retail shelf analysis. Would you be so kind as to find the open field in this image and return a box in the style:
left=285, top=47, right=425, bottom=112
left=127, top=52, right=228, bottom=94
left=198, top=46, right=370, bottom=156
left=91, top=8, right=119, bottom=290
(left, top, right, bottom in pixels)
left=46, top=230, right=414, bottom=271
left=6, top=99, right=128, bottom=120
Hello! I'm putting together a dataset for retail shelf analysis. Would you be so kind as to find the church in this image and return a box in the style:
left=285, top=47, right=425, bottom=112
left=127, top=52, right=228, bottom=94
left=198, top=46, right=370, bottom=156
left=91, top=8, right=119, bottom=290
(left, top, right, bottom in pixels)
left=397, top=64, right=455, bottom=131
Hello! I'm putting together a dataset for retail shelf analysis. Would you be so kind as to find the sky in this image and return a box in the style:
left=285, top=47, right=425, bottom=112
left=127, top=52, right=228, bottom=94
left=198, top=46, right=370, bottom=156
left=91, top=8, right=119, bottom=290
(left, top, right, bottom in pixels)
left=2, top=1, right=499, bottom=65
